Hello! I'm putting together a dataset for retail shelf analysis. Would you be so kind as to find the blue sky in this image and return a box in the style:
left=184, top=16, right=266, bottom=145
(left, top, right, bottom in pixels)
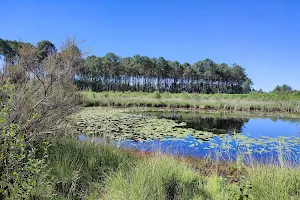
left=1, top=0, right=299, bottom=91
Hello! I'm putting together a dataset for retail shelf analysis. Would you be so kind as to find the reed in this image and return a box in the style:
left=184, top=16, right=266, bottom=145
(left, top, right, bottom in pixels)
left=81, top=91, right=300, bottom=114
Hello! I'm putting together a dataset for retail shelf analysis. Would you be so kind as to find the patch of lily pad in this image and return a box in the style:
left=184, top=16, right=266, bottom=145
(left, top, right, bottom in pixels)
left=66, top=107, right=218, bottom=142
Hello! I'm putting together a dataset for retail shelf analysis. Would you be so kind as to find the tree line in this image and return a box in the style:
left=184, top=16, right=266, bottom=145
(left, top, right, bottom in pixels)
left=272, top=84, right=293, bottom=94
left=1, top=38, right=253, bottom=94
left=78, top=54, right=253, bottom=94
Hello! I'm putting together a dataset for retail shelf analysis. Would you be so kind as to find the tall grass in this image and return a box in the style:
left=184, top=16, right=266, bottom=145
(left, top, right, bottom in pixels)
left=206, top=135, right=300, bottom=199
left=102, top=135, right=300, bottom=200
left=247, top=166, right=300, bottom=200
left=103, top=156, right=211, bottom=200
left=48, top=137, right=137, bottom=199
left=103, top=155, right=300, bottom=200
left=46, top=136, right=300, bottom=199
left=103, top=155, right=252, bottom=200
left=81, top=91, right=300, bottom=114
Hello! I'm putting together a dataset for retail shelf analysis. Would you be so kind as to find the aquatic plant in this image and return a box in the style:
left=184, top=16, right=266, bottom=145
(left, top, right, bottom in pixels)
left=66, top=107, right=217, bottom=142
left=206, top=134, right=300, bottom=166
left=137, top=110, right=251, bottom=134
left=67, top=107, right=300, bottom=167
left=62, top=106, right=300, bottom=199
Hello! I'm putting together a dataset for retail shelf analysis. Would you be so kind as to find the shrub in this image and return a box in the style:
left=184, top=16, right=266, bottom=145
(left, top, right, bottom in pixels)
left=0, top=81, right=53, bottom=199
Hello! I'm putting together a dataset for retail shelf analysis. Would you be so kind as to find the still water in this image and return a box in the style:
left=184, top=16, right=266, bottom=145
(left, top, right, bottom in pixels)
left=119, top=111, right=300, bottom=163
left=80, top=111, right=300, bottom=163
left=138, top=111, right=300, bottom=137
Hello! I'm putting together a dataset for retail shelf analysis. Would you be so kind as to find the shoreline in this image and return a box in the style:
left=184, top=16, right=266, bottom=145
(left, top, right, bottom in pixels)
left=84, top=105, right=300, bottom=119
left=81, top=91, right=300, bottom=115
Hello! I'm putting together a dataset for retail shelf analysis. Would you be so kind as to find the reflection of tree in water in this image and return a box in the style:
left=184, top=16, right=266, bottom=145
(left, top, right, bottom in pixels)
left=142, top=111, right=300, bottom=135
left=182, top=117, right=249, bottom=134
left=270, top=117, right=300, bottom=125
left=148, top=112, right=249, bottom=135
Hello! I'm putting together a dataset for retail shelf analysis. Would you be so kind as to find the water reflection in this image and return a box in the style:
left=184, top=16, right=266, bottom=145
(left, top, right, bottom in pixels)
left=79, top=111, right=300, bottom=164
left=183, top=117, right=248, bottom=134
left=140, top=111, right=299, bottom=137
left=125, top=111, right=299, bottom=164
left=79, top=134, right=300, bottom=165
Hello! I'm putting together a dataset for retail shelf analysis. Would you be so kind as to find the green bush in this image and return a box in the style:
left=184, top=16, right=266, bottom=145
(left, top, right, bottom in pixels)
left=0, top=81, right=53, bottom=199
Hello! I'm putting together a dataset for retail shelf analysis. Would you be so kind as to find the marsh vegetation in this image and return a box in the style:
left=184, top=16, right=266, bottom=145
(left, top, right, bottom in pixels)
left=68, top=107, right=300, bottom=162
left=0, top=37, right=299, bottom=199
left=66, top=107, right=217, bottom=142
left=48, top=137, right=300, bottom=200
left=83, top=91, right=300, bottom=113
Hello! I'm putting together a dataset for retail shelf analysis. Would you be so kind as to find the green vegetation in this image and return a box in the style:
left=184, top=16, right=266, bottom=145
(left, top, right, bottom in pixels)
left=77, top=54, right=252, bottom=94
left=82, top=91, right=300, bottom=114
left=1, top=37, right=299, bottom=199
left=272, top=84, right=293, bottom=94
left=0, top=38, right=82, bottom=199
left=247, top=166, right=300, bottom=200
left=48, top=137, right=136, bottom=199
left=104, top=156, right=210, bottom=200
left=1, top=38, right=252, bottom=94
left=47, top=137, right=300, bottom=200
left=0, top=83, right=53, bottom=199
left=66, top=107, right=215, bottom=141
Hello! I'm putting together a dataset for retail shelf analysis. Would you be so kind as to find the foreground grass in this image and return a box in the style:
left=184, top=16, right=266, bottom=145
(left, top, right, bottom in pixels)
left=48, top=137, right=137, bottom=199
left=81, top=91, right=300, bottom=114
left=47, top=137, right=300, bottom=200
left=247, top=166, right=300, bottom=200
left=104, top=156, right=211, bottom=200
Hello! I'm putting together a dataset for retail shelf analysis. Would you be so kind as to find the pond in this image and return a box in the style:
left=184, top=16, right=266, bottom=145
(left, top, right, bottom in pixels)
left=116, top=111, right=300, bottom=164
left=138, top=111, right=300, bottom=137
left=72, top=108, right=300, bottom=165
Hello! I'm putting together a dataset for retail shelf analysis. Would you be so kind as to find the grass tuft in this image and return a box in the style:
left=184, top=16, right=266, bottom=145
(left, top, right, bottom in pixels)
left=48, top=137, right=137, bottom=199
left=103, top=155, right=211, bottom=200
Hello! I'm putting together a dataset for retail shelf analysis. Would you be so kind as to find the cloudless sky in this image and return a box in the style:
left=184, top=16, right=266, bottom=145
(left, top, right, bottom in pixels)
left=1, top=0, right=299, bottom=91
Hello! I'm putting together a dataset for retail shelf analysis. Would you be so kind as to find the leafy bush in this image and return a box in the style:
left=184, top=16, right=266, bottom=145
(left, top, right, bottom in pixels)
left=0, top=38, right=82, bottom=199
left=0, top=81, right=53, bottom=199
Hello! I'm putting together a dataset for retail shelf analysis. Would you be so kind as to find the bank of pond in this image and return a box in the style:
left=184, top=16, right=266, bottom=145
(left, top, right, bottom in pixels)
left=82, top=91, right=300, bottom=114
left=48, top=137, right=300, bottom=200
left=43, top=106, right=300, bottom=199
left=66, top=107, right=300, bottom=165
